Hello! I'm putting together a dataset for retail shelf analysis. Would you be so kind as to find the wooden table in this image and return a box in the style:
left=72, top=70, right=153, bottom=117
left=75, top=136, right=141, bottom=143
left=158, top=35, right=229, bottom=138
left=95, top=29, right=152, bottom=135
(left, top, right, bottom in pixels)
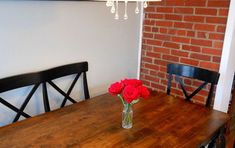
left=0, top=92, right=229, bottom=148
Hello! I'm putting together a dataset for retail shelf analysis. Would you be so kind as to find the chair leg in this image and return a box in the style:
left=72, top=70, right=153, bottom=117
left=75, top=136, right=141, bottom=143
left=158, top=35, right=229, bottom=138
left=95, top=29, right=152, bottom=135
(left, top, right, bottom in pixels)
left=216, top=126, right=226, bottom=148
left=208, top=126, right=226, bottom=148
left=208, top=138, right=216, bottom=148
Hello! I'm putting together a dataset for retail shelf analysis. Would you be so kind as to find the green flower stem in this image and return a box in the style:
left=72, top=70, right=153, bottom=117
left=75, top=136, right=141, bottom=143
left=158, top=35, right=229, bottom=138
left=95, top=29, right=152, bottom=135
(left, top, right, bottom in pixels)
left=122, top=103, right=132, bottom=128
left=117, top=95, right=133, bottom=128
left=117, top=94, right=126, bottom=106
left=126, top=105, right=131, bottom=123
left=126, top=103, right=130, bottom=110
left=124, top=112, right=131, bottom=124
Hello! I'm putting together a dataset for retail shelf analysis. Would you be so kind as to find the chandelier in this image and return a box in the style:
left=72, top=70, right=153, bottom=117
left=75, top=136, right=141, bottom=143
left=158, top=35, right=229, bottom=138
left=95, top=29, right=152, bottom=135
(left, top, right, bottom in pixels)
left=106, top=0, right=161, bottom=20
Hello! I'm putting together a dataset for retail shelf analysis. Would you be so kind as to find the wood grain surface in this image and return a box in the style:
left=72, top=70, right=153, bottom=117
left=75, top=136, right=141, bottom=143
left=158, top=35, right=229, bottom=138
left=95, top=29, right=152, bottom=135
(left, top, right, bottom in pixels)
left=0, top=92, right=229, bottom=148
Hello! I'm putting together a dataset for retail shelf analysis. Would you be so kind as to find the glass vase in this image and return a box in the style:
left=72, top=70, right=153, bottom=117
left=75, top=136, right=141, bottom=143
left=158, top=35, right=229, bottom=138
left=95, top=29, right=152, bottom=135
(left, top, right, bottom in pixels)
left=122, top=104, right=133, bottom=129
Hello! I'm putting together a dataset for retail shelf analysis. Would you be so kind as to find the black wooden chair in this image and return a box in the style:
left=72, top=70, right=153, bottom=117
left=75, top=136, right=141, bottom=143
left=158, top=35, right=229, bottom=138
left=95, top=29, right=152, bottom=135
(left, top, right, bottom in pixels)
left=0, top=61, right=90, bottom=123
left=167, top=63, right=220, bottom=107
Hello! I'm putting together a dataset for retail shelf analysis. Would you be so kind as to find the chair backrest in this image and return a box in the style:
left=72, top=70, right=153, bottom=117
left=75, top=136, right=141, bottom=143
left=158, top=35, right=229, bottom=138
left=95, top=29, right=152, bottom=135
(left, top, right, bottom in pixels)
left=0, top=61, right=90, bottom=123
left=167, top=63, right=220, bottom=107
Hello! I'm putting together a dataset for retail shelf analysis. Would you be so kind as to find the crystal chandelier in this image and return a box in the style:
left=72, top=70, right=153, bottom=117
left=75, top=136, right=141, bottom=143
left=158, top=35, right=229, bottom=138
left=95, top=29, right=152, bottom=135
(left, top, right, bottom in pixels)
left=106, top=0, right=161, bottom=20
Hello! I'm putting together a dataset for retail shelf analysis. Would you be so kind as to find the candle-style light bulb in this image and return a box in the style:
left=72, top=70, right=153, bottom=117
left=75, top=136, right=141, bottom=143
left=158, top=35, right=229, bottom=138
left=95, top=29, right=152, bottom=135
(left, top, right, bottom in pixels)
left=111, top=4, right=115, bottom=13
left=124, top=0, right=128, bottom=20
left=135, top=1, right=139, bottom=14
left=114, top=0, right=119, bottom=19
left=144, top=1, right=148, bottom=8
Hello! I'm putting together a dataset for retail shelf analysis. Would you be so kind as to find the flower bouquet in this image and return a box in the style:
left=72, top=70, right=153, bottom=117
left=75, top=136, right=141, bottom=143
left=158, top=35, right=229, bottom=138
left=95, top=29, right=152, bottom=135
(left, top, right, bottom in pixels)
left=108, top=79, right=150, bottom=129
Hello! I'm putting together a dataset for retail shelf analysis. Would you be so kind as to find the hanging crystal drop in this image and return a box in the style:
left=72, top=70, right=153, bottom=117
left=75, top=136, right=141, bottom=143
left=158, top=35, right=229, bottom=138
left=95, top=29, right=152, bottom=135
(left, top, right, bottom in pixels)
left=111, top=0, right=114, bottom=7
left=111, top=1, right=115, bottom=14
left=106, top=0, right=111, bottom=7
left=124, top=0, right=128, bottom=20
left=106, top=0, right=109, bottom=7
left=115, top=13, right=119, bottom=20
left=135, top=1, right=139, bottom=14
left=144, top=1, right=148, bottom=8
left=114, top=0, right=119, bottom=20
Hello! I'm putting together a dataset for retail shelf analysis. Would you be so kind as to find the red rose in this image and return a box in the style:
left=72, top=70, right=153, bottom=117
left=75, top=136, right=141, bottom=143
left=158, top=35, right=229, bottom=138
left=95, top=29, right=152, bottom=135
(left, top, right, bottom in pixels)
left=122, top=85, right=140, bottom=103
left=121, top=79, right=142, bottom=87
left=108, top=82, right=124, bottom=95
left=138, top=86, right=150, bottom=99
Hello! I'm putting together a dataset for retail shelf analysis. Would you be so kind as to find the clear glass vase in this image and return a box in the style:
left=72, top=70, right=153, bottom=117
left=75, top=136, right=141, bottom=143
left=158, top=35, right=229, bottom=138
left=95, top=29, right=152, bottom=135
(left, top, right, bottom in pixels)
left=122, top=104, right=133, bottom=129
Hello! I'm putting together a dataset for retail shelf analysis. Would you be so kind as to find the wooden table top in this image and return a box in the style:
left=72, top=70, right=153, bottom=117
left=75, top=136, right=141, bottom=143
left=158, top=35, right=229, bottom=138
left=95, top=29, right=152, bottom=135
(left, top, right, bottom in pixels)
left=0, top=92, right=229, bottom=148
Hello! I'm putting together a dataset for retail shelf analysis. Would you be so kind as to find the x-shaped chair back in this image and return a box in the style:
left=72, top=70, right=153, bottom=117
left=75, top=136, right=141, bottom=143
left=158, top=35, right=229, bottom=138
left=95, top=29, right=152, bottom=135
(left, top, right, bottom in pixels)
left=0, top=61, right=90, bottom=123
left=167, top=63, right=220, bottom=107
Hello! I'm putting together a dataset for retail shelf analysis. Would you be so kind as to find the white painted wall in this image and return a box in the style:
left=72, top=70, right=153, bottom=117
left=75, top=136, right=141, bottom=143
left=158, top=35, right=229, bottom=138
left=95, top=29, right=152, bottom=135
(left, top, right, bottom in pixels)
left=0, top=1, right=141, bottom=126
left=214, top=0, right=235, bottom=113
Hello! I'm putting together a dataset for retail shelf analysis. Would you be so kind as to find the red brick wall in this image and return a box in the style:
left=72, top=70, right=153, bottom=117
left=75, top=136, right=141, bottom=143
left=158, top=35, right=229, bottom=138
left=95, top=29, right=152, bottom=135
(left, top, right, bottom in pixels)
left=140, top=0, right=230, bottom=104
